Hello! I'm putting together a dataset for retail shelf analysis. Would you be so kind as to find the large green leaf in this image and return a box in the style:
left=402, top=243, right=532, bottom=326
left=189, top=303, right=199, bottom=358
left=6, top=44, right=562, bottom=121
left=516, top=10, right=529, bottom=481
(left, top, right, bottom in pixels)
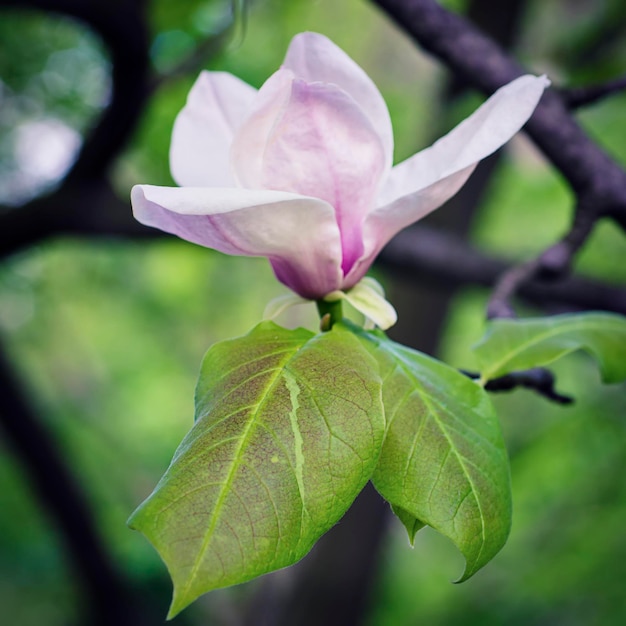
left=473, top=313, right=626, bottom=382
left=356, top=329, right=511, bottom=580
left=129, top=322, right=384, bottom=617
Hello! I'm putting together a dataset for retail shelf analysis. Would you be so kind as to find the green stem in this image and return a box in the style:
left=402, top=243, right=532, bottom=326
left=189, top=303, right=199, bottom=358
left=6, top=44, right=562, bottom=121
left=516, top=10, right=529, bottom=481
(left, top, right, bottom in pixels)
left=316, top=298, right=343, bottom=331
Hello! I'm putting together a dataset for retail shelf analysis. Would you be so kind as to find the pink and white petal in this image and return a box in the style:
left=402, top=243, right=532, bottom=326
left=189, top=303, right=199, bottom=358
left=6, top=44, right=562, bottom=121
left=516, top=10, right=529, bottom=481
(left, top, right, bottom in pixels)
left=131, top=184, right=343, bottom=299
left=283, top=32, right=394, bottom=169
left=170, top=71, right=257, bottom=188
left=351, top=75, right=550, bottom=285
left=229, top=69, right=295, bottom=189
left=259, top=79, right=386, bottom=275
left=343, top=164, right=476, bottom=288
left=378, top=74, right=550, bottom=207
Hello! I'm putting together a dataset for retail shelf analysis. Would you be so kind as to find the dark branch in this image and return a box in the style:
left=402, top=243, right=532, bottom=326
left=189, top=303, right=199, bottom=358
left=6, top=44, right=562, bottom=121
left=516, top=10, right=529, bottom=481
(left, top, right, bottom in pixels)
left=0, top=3, right=156, bottom=623
left=0, top=338, right=150, bottom=626
left=463, top=368, right=574, bottom=404
left=0, top=0, right=152, bottom=261
left=0, top=173, right=152, bottom=259
left=1, top=0, right=151, bottom=181
left=372, top=0, right=626, bottom=266
left=148, top=2, right=237, bottom=92
left=486, top=256, right=542, bottom=319
left=3, top=189, right=625, bottom=316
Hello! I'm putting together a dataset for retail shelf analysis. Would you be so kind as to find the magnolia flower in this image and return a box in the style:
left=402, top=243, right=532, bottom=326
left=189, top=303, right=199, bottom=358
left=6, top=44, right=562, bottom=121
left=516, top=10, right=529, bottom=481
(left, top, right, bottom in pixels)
left=132, top=32, right=548, bottom=328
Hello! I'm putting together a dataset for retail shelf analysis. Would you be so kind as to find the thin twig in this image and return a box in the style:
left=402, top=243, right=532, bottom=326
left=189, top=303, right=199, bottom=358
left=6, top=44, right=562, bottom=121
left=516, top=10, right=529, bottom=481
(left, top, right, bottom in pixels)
left=463, top=368, right=574, bottom=404
left=560, top=75, right=626, bottom=110
left=486, top=258, right=542, bottom=319
left=486, top=197, right=598, bottom=319
left=379, top=226, right=626, bottom=316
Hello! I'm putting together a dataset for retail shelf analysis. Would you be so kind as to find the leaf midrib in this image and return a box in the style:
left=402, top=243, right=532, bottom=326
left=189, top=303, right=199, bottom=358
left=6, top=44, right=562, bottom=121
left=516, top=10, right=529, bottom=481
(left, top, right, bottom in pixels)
left=480, top=323, right=572, bottom=379
left=180, top=338, right=309, bottom=596
left=478, top=317, right=616, bottom=380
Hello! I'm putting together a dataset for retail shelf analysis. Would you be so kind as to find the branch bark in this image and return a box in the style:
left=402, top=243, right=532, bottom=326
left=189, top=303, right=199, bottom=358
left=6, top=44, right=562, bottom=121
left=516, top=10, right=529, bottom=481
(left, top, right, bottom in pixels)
left=0, top=339, right=153, bottom=626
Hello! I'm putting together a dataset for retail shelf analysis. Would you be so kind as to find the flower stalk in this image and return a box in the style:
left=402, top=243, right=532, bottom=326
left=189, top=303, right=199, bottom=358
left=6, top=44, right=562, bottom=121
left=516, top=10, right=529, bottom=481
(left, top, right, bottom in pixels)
left=317, top=298, right=344, bottom=331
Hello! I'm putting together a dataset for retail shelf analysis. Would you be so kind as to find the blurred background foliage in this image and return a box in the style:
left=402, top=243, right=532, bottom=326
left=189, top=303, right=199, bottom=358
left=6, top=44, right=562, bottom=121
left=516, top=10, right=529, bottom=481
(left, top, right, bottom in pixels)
left=0, top=0, right=625, bottom=624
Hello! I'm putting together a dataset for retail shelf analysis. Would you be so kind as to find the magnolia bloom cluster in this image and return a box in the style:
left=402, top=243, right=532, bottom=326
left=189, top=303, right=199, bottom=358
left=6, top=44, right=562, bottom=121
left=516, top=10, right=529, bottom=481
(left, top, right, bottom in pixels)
left=132, top=32, right=548, bottom=328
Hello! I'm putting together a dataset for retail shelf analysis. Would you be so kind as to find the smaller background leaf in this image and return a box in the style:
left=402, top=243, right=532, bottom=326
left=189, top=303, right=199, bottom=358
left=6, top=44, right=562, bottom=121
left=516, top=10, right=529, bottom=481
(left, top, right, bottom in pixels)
left=473, top=313, right=626, bottom=383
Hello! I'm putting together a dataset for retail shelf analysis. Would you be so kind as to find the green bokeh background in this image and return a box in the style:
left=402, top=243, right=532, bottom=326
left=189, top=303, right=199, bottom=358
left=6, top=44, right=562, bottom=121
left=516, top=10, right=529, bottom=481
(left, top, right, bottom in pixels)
left=1, top=0, right=625, bottom=624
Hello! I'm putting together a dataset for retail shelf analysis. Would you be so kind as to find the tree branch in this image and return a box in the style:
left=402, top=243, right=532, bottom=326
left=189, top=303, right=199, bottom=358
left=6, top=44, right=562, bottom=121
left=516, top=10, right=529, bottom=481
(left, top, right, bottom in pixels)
left=372, top=0, right=626, bottom=319
left=372, top=0, right=626, bottom=227
left=463, top=368, right=573, bottom=404
left=1, top=0, right=151, bottom=181
left=379, top=226, right=626, bottom=315
left=486, top=196, right=599, bottom=318
left=0, top=338, right=153, bottom=626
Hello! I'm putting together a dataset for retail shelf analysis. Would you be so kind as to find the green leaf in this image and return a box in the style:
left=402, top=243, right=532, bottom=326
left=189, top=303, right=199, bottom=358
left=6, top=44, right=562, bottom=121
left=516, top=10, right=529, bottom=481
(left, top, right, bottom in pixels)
left=128, top=321, right=384, bottom=617
left=390, top=504, right=425, bottom=546
left=356, top=328, right=511, bottom=581
left=473, top=312, right=626, bottom=383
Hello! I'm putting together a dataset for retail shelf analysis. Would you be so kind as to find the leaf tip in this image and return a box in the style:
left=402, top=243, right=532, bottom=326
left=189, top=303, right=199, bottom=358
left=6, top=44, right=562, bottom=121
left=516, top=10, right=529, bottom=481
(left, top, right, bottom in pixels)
left=166, top=592, right=189, bottom=621
left=452, top=521, right=511, bottom=584
left=126, top=496, right=153, bottom=532
left=453, top=563, right=478, bottom=585
left=390, top=504, right=425, bottom=547
left=125, top=506, right=141, bottom=531
left=167, top=572, right=208, bottom=619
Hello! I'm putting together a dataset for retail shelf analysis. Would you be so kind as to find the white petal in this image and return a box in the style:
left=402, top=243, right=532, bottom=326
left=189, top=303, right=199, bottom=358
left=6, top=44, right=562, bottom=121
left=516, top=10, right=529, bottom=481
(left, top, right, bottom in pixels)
left=170, top=71, right=256, bottom=187
left=255, top=78, right=386, bottom=275
left=343, top=75, right=550, bottom=287
left=263, top=293, right=309, bottom=319
left=344, top=164, right=476, bottom=288
left=378, top=75, right=550, bottom=207
left=230, top=69, right=294, bottom=189
left=232, top=70, right=387, bottom=276
left=131, top=185, right=343, bottom=299
left=283, top=32, right=394, bottom=169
